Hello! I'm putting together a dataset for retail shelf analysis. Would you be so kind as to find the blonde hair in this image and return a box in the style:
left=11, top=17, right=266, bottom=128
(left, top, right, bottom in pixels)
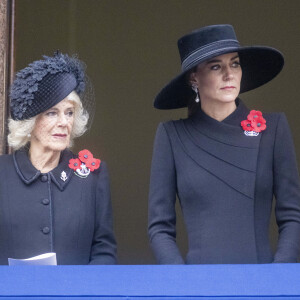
left=68, top=91, right=89, bottom=146
left=8, top=91, right=89, bottom=150
left=7, top=117, right=37, bottom=150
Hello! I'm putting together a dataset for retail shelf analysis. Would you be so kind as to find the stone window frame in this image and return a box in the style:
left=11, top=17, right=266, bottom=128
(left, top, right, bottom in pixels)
left=0, top=0, right=14, bottom=155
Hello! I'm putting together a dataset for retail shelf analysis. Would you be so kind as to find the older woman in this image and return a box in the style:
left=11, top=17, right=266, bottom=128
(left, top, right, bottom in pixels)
left=148, top=24, right=300, bottom=264
left=0, top=53, right=117, bottom=265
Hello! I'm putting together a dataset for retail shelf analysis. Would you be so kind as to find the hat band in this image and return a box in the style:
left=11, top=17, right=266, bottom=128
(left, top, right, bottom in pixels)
left=181, top=39, right=240, bottom=72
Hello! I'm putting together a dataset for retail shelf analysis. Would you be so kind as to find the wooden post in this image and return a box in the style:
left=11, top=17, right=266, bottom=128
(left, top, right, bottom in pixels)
left=0, top=0, right=14, bottom=155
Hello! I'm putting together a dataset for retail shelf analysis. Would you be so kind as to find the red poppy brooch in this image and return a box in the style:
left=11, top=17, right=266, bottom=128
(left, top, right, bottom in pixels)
left=241, top=110, right=266, bottom=136
left=68, top=149, right=101, bottom=178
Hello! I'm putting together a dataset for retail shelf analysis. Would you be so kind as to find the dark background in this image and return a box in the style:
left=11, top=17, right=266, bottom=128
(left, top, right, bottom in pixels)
left=15, top=0, right=300, bottom=264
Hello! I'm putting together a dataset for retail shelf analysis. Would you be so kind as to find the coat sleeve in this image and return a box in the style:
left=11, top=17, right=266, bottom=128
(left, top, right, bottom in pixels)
left=273, top=113, right=300, bottom=262
left=89, top=161, right=117, bottom=264
left=148, top=123, right=184, bottom=264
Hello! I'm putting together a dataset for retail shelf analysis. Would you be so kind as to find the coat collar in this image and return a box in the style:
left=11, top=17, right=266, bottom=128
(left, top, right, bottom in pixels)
left=173, top=99, right=261, bottom=199
left=13, top=148, right=75, bottom=191
left=188, top=98, right=258, bottom=148
left=221, top=98, right=250, bottom=126
left=191, top=98, right=249, bottom=127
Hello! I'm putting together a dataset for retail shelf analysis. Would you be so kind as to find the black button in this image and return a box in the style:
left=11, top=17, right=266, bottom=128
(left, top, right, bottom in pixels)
left=41, top=175, right=48, bottom=182
left=42, top=198, right=50, bottom=205
left=42, top=227, right=50, bottom=234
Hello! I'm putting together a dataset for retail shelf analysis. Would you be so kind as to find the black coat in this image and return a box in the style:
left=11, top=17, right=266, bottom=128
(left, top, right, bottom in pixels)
left=148, top=100, right=300, bottom=264
left=0, top=149, right=117, bottom=265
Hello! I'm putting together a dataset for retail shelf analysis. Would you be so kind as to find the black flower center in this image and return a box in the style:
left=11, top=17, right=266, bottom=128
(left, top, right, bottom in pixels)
left=257, top=123, right=261, bottom=127
left=92, top=162, right=95, bottom=166
left=84, top=155, right=88, bottom=158
left=74, top=163, right=78, bottom=166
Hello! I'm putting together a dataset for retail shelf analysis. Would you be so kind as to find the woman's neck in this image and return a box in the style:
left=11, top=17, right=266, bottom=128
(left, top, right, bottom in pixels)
left=200, top=100, right=237, bottom=122
left=29, top=146, right=61, bottom=173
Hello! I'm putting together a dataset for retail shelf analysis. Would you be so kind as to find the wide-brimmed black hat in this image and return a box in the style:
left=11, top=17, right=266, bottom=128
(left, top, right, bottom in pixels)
left=154, top=24, right=284, bottom=109
left=10, top=52, right=87, bottom=120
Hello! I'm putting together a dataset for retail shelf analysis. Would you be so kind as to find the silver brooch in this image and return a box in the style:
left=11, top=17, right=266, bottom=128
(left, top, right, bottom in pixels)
left=60, top=171, right=68, bottom=181
left=244, top=130, right=259, bottom=137
left=75, top=163, right=91, bottom=178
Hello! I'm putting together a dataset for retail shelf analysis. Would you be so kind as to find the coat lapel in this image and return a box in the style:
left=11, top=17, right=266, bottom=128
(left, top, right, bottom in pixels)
left=171, top=100, right=262, bottom=199
left=49, top=149, right=75, bottom=191
left=13, top=149, right=40, bottom=184
left=14, top=149, right=75, bottom=191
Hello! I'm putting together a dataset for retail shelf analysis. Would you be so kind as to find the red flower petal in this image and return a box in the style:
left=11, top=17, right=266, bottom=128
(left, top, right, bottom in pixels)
left=241, top=120, right=254, bottom=131
left=244, top=110, right=267, bottom=133
left=68, top=158, right=81, bottom=170
left=78, top=149, right=93, bottom=164
left=252, top=122, right=267, bottom=132
left=86, top=158, right=101, bottom=172
left=251, top=115, right=266, bottom=125
left=251, top=116, right=267, bottom=132
left=247, top=110, right=263, bottom=122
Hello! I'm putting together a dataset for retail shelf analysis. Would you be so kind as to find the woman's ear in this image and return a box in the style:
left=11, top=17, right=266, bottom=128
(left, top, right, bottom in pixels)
left=189, top=71, right=197, bottom=87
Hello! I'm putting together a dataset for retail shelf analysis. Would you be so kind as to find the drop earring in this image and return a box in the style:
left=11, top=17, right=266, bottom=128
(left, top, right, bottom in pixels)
left=192, top=86, right=200, bottom=103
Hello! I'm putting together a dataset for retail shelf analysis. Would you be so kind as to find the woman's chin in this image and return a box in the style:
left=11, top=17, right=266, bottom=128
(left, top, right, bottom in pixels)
left=218, top=95, right=238, bottom=104
left=49, top=137, right=70, bottom=151
left=50, top=143, right=69, bottom=152
left=41, top=141, right=70, bottom=152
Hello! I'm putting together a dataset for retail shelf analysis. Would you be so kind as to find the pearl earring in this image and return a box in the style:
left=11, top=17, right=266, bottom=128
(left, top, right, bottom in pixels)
left=27, top=133, right=31, bottom=138
left=192, top=86, right=200, bottom=103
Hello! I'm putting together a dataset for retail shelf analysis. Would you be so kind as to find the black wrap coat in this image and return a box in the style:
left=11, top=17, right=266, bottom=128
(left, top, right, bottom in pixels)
left=0, top=149, right=117, bottom=265
left=148, top=100, right=300, bottom=264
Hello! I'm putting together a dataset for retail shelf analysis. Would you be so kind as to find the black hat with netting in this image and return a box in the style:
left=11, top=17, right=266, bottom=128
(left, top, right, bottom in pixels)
left=10, top=52, right=95, bottom=126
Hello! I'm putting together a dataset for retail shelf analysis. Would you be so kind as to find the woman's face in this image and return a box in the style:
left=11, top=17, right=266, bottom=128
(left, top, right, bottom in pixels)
left=30, top=98, right=75, bottom=153
left=190, top=52, right=242, bottom=107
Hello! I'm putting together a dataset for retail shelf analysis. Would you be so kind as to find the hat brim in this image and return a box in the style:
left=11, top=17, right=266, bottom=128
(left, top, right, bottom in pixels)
left=154, top=46, right=284, bottom=109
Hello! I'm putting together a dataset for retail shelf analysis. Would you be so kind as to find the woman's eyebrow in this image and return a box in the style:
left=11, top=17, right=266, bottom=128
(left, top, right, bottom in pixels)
left=231, top=55, right=239, bottom=60
left=206, top=59, right=221, bottom=64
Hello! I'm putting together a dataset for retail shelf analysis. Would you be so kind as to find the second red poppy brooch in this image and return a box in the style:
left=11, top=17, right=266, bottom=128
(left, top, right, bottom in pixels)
left=68, top=149, right=101, bottom=178
left=241, top=110, right=266, bottom=136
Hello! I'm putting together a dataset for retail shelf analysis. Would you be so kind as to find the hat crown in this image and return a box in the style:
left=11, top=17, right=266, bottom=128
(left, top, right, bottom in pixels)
left=10, top=52, right=86, bottom=120
left=178, top=24, right=238, bottom=63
